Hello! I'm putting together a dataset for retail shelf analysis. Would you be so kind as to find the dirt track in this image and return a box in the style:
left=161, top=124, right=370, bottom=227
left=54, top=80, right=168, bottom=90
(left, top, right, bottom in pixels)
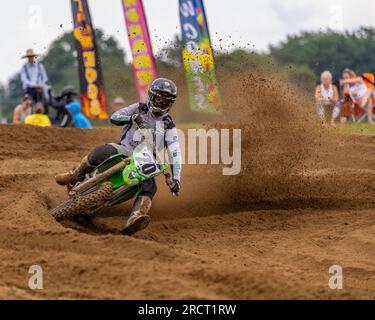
left=0, top=74, right=374, bottom=299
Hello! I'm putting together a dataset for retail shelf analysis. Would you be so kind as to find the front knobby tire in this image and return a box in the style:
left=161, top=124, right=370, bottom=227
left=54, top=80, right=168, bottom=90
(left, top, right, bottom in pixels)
left=51, top=182, right=114, bottom=222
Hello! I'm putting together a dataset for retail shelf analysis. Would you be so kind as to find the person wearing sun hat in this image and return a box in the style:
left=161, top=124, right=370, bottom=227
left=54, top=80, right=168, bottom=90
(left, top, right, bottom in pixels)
left=20, top=48, right=49, bottom=104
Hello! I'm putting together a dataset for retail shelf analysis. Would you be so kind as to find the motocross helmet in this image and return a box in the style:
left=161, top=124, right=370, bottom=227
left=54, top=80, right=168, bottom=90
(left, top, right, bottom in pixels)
left=60, top=86, right=78, bottom=104
left=148, top=78, right=177, bottom=117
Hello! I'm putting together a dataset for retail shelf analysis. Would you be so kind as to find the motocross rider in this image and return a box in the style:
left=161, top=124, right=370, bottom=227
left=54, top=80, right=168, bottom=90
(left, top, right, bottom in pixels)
left=55, top=78, right=182, bottom=235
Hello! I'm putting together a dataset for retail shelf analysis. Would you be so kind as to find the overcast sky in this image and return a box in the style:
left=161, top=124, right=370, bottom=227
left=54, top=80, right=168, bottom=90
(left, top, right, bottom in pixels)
left=1, top=0, right=375, bottom=84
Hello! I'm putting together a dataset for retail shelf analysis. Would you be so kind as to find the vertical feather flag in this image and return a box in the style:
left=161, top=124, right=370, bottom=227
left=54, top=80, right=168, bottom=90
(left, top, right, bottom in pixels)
left=179, top=0, right=220, bottom=113
left=121, top=0, right=157, bottom=102
left=71, top=0, right=108, bottom=119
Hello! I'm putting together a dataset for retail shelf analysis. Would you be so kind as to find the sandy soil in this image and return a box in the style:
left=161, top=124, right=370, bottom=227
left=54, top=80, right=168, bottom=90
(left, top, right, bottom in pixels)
left=0, top=74, right=374, bottom=299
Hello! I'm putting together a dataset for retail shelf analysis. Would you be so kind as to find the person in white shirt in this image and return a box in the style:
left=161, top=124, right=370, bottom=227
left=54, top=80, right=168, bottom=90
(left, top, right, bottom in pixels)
left=20, top=49, right=49, bottom=105
left=340, top=68, right=374, bottom=125
left=12, top=94, right=32, bottom=124
left=315, top=70, right=339, bottom=125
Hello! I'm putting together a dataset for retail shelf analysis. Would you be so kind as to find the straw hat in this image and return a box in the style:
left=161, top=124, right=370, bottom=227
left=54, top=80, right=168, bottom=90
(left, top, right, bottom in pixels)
left=22, top=48, right=39, bottom=59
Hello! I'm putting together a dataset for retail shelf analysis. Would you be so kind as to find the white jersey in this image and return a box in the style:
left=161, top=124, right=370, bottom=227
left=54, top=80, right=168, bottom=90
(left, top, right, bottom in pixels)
left=349, top=83, right=368, bottom=102
left=320, top=84, right=334, bottom=100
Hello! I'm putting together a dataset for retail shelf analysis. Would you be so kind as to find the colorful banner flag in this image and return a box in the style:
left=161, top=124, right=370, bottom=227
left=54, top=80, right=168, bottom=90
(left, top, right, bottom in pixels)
left=179, top=0, right=220, bottom=113
left=121, top=0, right=157, bottom=102
left=71, top=0, right=108, bottom=119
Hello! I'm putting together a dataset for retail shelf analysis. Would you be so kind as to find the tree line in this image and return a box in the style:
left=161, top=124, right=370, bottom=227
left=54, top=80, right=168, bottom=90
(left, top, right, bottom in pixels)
left=1, top=26, right=374, bottom=121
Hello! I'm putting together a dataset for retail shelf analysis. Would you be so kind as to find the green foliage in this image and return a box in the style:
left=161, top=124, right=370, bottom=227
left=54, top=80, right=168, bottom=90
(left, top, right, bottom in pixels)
left=337, top=123, right=375, bottom=136
left=42, top=32, right=78, bottom=93
left=3, top=26, right=375, bottom=122
left=213, top=49, right=316, bottom=93
left=216, top=49, right=274, bottom=74
left=270, top=27, right=375, bottom=81
left=94, top=29, right=137, bottom=108
left=42, top=29, right=137, bottom=113
left=284, top=64, right=316, bottom=92
left=0, top=83, right=6, bottom=121
left=3, top=75, right=23, bottom=121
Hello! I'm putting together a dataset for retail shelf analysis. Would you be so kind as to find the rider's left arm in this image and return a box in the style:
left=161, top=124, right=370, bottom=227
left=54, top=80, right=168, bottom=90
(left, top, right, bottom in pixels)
left=165, top=127, right=182, bottom=182
left=340, top=77, right=363, bottom=86
left=110, top=103, right=139, bottom=126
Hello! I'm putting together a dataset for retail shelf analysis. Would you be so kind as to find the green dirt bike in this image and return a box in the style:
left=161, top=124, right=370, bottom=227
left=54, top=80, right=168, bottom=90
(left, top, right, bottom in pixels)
left=50, top=144, right=174, bottom=222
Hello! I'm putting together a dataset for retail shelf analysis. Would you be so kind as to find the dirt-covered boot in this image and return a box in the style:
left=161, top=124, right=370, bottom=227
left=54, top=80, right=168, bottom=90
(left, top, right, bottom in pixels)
left=121, top=196, right=152, bottom=236
left=55, top=156, right=95, bottom=186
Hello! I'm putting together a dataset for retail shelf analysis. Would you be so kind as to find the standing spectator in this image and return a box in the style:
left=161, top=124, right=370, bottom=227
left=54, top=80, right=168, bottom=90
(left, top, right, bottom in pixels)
left=13, top=94, right=32, bottom=124
left=315, top=71, right=339, bottom=125
left=20, top=49, right=49, bottom=104
left=340, top=68, right=374, bottom=125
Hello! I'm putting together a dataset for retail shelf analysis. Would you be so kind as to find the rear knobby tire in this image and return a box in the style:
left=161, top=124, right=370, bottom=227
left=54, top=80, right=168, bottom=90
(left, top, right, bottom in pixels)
left=51, top=182, right=114, bottom=222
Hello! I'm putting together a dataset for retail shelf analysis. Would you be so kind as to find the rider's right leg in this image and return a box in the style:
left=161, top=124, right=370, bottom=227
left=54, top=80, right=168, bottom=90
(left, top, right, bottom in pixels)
left=55, top=144, right=120, bottom=186
left=121, top=178, right=157, bottom=236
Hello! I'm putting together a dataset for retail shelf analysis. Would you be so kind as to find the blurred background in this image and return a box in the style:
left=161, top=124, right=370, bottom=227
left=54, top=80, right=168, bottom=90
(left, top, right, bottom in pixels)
left=1, top=0, right=375, bottom=124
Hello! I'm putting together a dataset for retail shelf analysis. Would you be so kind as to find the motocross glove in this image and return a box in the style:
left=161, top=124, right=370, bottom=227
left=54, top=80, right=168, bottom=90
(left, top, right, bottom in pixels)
left=132, top=114, right=148, bottom=129
left=170, top=179, right=180, bottom=195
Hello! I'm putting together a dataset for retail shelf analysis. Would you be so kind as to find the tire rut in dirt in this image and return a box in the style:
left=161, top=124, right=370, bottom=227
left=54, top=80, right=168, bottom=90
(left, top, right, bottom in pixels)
left=51, top=182, right=114, bottom=222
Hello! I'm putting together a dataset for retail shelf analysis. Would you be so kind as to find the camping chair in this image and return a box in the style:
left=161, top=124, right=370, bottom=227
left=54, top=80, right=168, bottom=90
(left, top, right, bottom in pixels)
left=350, top=104, right=375, bottom=123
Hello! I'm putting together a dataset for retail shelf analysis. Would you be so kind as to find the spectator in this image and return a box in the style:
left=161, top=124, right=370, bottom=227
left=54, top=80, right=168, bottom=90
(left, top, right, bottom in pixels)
left=66, top=101, right=93, bottom=129
left=20, top=49, right=49, bottom=104
left=12, top=94, right=32, bottom=124
left=362, top=72, right=375, bottom=108
left=315, top=70, right=339, bottom=125
left=336, top=82, right=352, bottom=123
left=24, top=103, right=52, bottom=127
left=60, top=86, right=92, bottom=129
left=340, top=68, right=374, bottom=125
left=112, top=96, right=126, bottom=111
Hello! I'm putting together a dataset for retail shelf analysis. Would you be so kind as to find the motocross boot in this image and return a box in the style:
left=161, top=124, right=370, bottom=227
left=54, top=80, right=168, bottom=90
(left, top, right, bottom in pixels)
left=55, top=156, right=95, bottom=186
left=121, top=196, right=152, bottom=236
